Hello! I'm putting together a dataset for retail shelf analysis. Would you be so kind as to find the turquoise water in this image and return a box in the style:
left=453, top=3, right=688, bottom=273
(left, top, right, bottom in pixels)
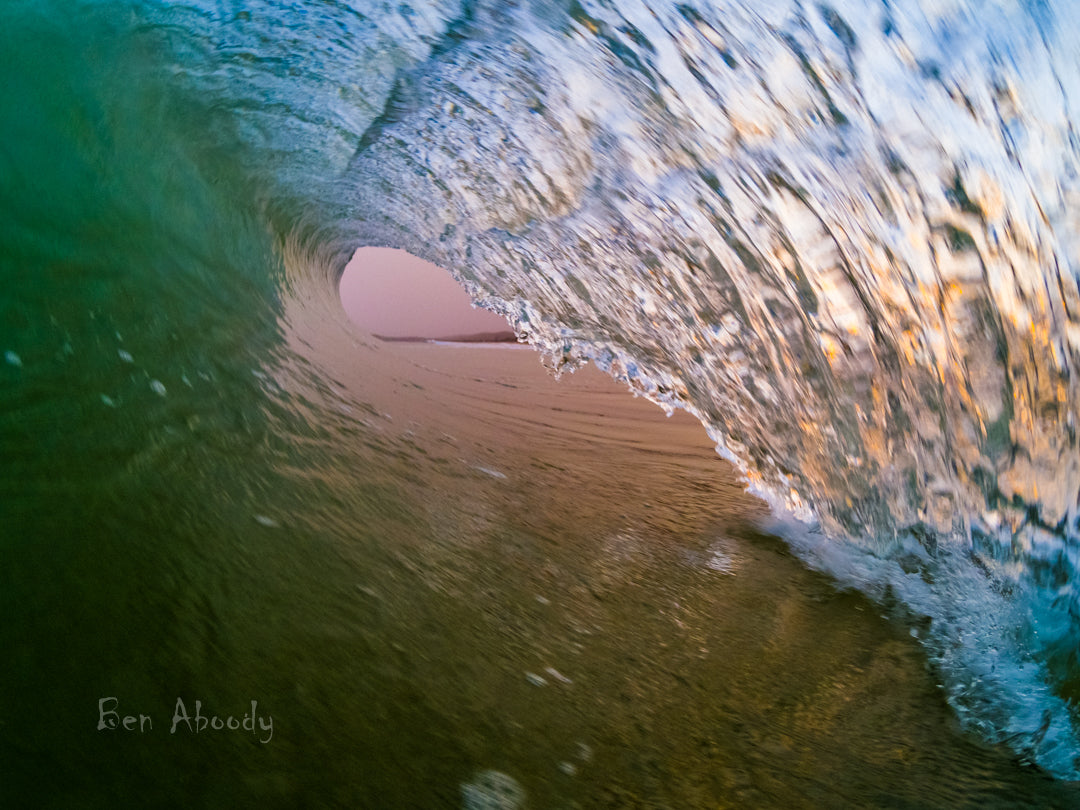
left=4, top=0, right=1080, bottom=805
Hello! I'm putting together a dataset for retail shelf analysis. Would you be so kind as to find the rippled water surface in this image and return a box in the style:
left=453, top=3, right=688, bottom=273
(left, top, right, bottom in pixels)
left=3, top=0, right=1080, bottom=803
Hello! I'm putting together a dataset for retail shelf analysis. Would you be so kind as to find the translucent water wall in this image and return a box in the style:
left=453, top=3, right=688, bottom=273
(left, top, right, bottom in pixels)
left=43, top=0, right=1080, bottom=775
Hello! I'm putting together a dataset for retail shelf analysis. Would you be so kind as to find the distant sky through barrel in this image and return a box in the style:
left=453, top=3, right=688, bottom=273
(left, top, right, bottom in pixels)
left=338, top=247, right=511, bottom=339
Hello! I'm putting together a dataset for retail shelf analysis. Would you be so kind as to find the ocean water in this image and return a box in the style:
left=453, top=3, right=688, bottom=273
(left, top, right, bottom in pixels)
left=3, top=0, right=1080, bottom=806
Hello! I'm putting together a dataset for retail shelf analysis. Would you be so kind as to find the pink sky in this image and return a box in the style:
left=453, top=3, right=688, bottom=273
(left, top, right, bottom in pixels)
left=338, top=247, right=511, bottom=338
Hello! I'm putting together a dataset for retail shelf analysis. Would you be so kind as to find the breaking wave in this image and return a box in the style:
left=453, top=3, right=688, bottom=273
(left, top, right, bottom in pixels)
left=5, top=0, right=1080, bottom=778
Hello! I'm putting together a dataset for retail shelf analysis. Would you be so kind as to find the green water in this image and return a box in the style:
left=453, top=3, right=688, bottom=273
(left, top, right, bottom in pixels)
left=3, top=3, right=1080, bottom=807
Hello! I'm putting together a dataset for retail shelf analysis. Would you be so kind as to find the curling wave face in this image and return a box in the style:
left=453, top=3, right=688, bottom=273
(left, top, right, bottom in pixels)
left=4, top=0, right=1080, bottom=779
left=338, top=0, right=1080, bottom=773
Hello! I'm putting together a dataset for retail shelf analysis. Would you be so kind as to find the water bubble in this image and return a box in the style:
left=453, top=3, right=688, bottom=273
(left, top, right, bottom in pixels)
left=544, top=667, right=572, bottom=684
left=5, top=350, right=22, bottom=367
left=149, top=380, right=167, bottom=396
left=705, top=538, right=741, bottom=574
left=460, top=770, right=525, bottom=810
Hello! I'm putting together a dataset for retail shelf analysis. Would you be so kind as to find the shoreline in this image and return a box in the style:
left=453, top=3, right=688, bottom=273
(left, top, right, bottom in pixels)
left=374, top=330, right=519, bottom=345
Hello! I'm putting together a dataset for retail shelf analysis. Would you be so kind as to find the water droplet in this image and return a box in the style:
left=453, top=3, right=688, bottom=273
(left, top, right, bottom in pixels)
left=544, top=667, right=572, bottom=684
left=461, top=770, right=525, bottom=810
left=5, top=350, right=22, bottom=367
left=150, top=380, right=167, bottom=396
